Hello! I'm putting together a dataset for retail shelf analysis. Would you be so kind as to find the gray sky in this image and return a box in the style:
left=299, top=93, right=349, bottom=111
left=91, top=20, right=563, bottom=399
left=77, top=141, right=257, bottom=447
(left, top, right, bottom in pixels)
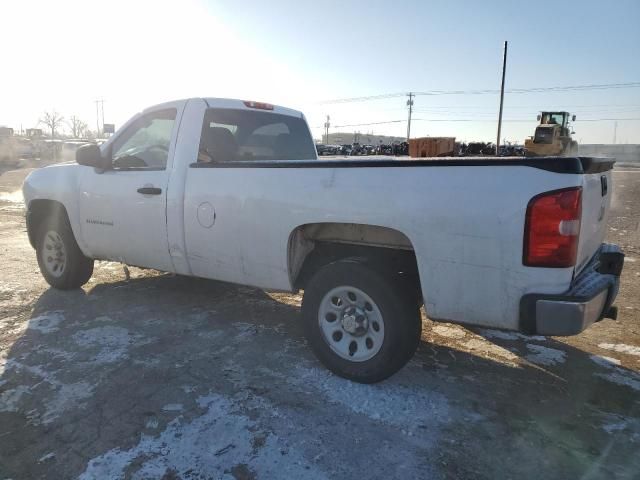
left=2, top=0, right=639, bottom=143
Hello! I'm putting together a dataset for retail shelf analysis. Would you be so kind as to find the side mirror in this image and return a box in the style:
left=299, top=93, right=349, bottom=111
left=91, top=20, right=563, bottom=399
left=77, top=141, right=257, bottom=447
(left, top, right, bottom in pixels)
left=76, top=144, right=111, bottom=170
left=572, top=115, right=576, bottom=121
left=536, top=115, right=541, bottom=121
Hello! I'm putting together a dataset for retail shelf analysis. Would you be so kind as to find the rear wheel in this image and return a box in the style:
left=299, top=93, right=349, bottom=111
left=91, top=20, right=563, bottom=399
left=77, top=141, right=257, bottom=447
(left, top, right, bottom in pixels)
left=36, top=214, right=94, bottom=289
left=301, top=259, right=421, bottom=383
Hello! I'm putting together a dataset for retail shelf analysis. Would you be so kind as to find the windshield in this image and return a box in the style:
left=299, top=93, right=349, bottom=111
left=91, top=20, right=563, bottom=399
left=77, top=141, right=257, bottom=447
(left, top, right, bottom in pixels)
left=540, top=112, right=567, bottom=126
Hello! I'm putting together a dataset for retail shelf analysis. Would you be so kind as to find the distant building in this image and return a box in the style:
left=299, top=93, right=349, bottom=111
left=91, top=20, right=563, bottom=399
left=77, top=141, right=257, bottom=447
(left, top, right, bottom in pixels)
left=26, top=128, right=43, bottom=137
left=0, top=127, right=14, bottom=137
left=325, top=132, right=405, bottom=145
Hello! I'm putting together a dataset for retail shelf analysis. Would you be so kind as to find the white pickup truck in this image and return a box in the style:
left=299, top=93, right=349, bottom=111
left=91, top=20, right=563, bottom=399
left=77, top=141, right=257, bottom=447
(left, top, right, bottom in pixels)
left=22, top=98, right=624, bottom=382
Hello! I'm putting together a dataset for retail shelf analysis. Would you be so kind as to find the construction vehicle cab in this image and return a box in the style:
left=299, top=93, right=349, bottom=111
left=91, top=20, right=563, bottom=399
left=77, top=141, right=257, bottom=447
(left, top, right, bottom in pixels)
left=524, top=111, right=578, bottom=156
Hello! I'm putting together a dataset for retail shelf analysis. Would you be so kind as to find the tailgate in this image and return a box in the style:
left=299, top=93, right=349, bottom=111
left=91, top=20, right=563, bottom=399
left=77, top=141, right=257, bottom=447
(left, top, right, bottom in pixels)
left=575, top=158, right=614, bottom=274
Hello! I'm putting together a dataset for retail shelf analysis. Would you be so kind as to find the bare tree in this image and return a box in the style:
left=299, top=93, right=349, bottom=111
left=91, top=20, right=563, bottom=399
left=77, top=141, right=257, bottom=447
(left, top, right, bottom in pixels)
left=39, top=110, right=64, bottom=139
left=67, top=115, right=88, bottom=139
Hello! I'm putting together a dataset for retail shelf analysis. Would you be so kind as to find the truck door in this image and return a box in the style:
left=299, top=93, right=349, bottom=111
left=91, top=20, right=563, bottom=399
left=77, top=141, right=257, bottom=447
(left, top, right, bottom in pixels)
left=78, top=106, right=182, bottom=272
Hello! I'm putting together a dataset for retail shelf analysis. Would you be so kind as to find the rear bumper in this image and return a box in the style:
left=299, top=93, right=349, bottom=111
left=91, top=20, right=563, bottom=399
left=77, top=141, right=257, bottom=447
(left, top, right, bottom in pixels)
left=519, top=244, right=624, bottom=336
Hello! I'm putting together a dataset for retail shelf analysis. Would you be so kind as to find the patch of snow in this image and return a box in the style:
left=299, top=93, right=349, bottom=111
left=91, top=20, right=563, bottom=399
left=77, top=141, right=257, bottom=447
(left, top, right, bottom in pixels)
left=79, top=394, right=326, bottom=480
left=589, top=355, right=621, bottom=368
left=41, top=348, right=76, bottom=362
left=596, top=371, right=640, bottom=392
left=232, top=322, right=258, bottom=340
left=145, top=418, right=159, bottom=429
left=525, top=344, right=566, bottom=366
left=92, top=316, right=113, bottom=323
left=603, top=421, right=628, bottom=434
left=591, top=356, right=640, bottom=392
left=431, top=324, right=466, bottom=339
left=41, top=381, right=95, bottom=425
left=161, top=403, right=183, bottom=412
left=4, top=359, right=57, bottom=385
left=72, top=326, right=143, bottom=364
left=478, top=329, right=546, bottom=342
left=28, top=311, right=65, bottom=334
left=291, top=365, right=452, bottom=434
left=3, top=357, right=96, bottom=425
left=0, top=385, right=31, bottom=412
left=37, top=452, right=56, bottom=463
left=598, top=343, right=640, bottom=357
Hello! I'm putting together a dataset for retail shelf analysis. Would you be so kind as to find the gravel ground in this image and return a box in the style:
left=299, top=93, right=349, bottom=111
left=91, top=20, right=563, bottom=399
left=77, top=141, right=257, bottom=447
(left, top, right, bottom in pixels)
left=0, top=165, right=639, bottom=479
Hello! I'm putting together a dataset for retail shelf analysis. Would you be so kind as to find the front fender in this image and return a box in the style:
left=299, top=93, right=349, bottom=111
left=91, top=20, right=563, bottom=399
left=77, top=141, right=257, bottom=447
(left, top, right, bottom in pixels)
left=22, top=163, right=88, bottom=254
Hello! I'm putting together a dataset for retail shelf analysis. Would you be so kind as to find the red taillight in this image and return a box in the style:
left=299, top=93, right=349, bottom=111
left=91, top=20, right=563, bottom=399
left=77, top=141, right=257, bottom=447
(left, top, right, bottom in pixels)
left=523, top=187, right=582, bottom=268
left=243, top=100, right=274, bottom=110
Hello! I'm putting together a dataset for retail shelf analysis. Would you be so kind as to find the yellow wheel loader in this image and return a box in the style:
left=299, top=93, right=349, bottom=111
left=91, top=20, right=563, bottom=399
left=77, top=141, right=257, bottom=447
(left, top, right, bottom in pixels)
left=524, top=111, right=578, bottom=156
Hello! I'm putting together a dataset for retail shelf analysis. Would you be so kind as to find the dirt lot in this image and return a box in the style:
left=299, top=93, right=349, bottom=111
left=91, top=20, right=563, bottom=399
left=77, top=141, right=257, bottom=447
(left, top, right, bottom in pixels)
left=1, top=165, right=639, bottom=479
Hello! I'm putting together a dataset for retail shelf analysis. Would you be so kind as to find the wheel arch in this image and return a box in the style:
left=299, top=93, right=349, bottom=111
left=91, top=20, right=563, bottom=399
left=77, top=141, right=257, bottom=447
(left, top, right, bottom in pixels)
left=26, top=199, right=71, bottom=249
left=287, top=222, right=421, bottom=297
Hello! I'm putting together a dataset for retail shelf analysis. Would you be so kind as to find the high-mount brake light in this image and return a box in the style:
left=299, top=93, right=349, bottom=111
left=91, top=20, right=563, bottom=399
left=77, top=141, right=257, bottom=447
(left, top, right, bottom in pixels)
left=523, top=187, right=582, bottom=268
left=243, top=101, right=274, bottom=110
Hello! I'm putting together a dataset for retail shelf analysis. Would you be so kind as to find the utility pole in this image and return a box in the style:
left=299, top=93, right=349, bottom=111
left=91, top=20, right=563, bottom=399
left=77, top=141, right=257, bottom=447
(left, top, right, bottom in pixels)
left=100, top=99, right=105, bottom=133
left=94, top=98, right=105, bottom=138
left=95, top=99, right=101, bottom=138
left=324, top=115, right=330, bottom=144
left=406, top=92, right=414, bottom=142
left=496, top=41, right=508, bottom=155
left=613, top=121, right=618, bottom=144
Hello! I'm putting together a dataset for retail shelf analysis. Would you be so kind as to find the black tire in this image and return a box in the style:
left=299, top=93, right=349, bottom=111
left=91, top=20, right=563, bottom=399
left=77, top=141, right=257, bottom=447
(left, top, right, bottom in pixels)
left=301, top=259, right=422, bottom=383
left=36, top=213, right=94, bottom=289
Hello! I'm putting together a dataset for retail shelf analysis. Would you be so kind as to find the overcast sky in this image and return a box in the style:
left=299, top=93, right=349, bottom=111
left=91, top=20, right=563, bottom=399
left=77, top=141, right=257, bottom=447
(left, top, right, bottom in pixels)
left=2, top=0, right=639, bottom=143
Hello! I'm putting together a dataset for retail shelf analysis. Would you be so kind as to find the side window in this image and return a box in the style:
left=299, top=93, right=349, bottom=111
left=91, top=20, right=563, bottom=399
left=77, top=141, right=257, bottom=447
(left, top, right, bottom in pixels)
left=111, top=109, right=176, bottom=169
left=197, top=108, right=316, bottom=163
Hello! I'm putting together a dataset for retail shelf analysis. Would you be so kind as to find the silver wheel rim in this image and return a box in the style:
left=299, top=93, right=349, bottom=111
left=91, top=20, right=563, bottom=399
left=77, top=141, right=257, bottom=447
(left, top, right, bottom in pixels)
left=41, top=230, right=66, bottom=278
left=318, top=286, right=385, bottom=362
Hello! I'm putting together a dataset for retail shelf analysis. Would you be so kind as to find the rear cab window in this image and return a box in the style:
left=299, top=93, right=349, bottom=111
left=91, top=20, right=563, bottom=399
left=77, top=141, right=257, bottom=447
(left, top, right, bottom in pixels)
left=197, top=108, right=316, bottom=163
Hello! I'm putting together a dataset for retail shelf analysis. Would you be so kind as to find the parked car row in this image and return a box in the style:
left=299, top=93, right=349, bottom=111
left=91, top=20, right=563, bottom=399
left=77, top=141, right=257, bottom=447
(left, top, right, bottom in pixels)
left=458, top=142, right=526, bottom=156
left=316, top=142, right=410, bottom=156
left=316, top=141, right=525, bottom=157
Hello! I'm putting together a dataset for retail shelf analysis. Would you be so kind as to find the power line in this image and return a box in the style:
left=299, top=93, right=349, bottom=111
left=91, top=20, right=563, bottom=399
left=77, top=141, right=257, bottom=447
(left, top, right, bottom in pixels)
left=318, top=82, right=640, bottom=105
left=313, top=117, right=640, bottom=129
left=417, top=117, right=640, bottom=123
left=412, top=105, right=640, bottom=112
left=320, top=120, right=406, bottom=129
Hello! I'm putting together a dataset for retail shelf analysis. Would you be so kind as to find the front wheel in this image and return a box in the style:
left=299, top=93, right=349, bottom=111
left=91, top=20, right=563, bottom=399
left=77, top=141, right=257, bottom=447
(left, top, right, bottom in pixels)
left=36, top=215, right=94, bottom=289
left=301, top=259, right=421, bottom=383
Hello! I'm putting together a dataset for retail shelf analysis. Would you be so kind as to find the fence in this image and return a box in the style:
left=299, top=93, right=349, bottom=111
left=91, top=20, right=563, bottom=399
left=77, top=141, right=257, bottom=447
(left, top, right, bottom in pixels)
left=578, top=144, right=640, bottom=166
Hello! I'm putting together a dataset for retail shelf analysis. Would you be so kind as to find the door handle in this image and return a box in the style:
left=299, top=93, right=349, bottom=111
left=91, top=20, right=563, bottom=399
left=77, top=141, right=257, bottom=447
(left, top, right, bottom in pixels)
left=137, top=187, right=162, bottom=195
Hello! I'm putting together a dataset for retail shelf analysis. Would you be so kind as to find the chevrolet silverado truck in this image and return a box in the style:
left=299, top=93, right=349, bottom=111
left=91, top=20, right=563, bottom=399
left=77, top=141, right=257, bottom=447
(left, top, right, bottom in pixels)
left=22, top=98, right=624, bottom=383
